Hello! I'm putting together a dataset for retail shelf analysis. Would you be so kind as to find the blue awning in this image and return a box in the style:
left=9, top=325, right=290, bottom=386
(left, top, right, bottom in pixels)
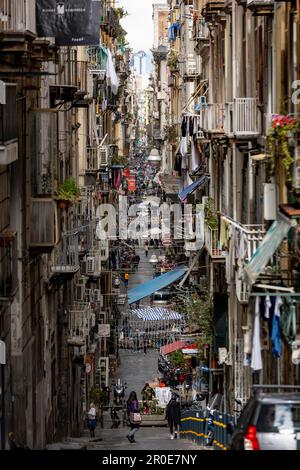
left=178, top=175, right=208, bottom=202
left=128, top=266, right=186, bottom=305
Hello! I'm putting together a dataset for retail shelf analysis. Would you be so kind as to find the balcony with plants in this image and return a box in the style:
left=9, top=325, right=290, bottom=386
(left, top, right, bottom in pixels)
left=204, top=198, right=224, bottom=259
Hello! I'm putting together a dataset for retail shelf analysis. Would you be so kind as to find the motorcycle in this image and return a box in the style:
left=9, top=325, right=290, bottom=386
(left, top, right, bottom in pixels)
left=113, top=379, right=127, bottom=406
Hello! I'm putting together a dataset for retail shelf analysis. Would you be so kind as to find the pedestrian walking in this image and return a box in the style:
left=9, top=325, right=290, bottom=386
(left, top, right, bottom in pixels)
left=143, top=334, right=148, bottom=354
left=87, top=402, right=97, bottom=438
left=144, top=242, right=149, bottom=257
left=165, top=393, right=181, bottom=440
left=124, top=271, right=129, bottom=288
left=126, top=391, right=141, bottom=443
left=141, top=383, right=155, bottom=414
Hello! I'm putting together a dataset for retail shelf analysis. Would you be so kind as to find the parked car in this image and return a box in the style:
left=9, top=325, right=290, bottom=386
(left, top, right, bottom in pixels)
left=229, top=389, right=300, bottom=450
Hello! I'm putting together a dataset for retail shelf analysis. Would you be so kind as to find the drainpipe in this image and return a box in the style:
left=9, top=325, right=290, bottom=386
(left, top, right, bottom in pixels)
left=232, top=2, right=237, bottom=221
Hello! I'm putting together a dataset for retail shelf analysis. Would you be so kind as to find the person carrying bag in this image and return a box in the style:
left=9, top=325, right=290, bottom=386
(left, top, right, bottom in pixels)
left=126, top=391, right=141, bottom=443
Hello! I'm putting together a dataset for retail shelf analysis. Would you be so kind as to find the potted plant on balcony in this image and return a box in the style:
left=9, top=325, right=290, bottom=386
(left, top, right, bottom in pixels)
left=55, top=178, right=81, bottom=209
left=268, top=114, right=300, bottom=181
left=111, top=155, right=128, bottom=167
left=167, top=50, right=179, bottom=72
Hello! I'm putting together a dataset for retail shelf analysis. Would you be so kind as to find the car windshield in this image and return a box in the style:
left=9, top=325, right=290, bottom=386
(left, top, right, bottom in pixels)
left=256, top=403, right=300, bottom=433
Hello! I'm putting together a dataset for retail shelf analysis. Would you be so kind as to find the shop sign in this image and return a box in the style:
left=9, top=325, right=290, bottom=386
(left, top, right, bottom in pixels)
left=36, top=0, right=101, bottom=46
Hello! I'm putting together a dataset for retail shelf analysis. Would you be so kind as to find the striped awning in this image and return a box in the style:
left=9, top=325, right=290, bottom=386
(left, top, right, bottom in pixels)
left=129, top=307, right=182, bottom=321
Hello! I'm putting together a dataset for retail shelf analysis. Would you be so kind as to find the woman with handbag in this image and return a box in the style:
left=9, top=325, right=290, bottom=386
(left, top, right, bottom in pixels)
left=126, top=391, right=141, bottom=443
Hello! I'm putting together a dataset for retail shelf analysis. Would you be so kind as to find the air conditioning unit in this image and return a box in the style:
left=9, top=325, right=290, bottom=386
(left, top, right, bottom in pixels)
left=99, top=146, right=109, bottom=167
left=93, top=289, right=101, bottom=302
left=218, top=347, right=228, bottom=364
left=100, top=241, right=109, bottom=261
left=86, top=256, right=95, bottom=274
left=49, top=85, right=77, bottom=108
left=75, top=284, right=85, bottom=301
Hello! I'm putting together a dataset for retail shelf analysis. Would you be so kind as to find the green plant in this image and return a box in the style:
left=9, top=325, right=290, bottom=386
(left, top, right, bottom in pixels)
left=115, top=7, right=128, bottom=18
left=89, top=386, right=104, bottom=408
left=148, top=399, right=164, bottom=415
left=169, top=350, right=185, bottom=366
left=268, top=115, right=300, bottom=182
left=56, top=178, right=81, bottom=203
left=171, top=289, right=213, bottom=360
left=204, top=198, right=218, bottom=229
left=164, top=124, right=177, bottom=143
left=167, top=50, right=179, bottom=69
left=111, top=155, right=128, bottom=166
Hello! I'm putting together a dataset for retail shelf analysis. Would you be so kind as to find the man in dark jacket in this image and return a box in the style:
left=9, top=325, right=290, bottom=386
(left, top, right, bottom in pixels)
left=165, top=393, right=181, bottom=439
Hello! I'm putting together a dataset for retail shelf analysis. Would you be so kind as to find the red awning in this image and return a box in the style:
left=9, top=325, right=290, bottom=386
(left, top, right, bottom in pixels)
left=160, top=340, right=187, bottom=356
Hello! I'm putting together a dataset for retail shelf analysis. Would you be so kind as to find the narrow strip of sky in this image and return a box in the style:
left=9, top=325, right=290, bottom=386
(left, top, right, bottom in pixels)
left=116, top=0, right=163, bottom=53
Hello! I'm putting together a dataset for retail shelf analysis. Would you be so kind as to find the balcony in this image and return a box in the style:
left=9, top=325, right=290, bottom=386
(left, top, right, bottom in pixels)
left=246, top=0, right=274, bottom=15
left=224, top=102, right=233, bottom=137
left=202, top=1, right=225, bottom=20
left=0, top=83, right=18, bottom=165
left=200, top=103, right=225, bottom=134
left=84, top=146, right=101, bottom=174
left=30, top=199, right=58, bottom=252
left=221, top=217, right=266, bottom=303
left=67, top=302, right=92, bottom=347
left=183, top=55, right=198, bottom=81
left=233, top=98, right=259, bottom=138
left=51, top=232, right=80, bottom=277
left=204, top=224, right=225, bottom=260
left=194, top=18, right=210, bottom=43
left=0, top=230, right=18, bottom=301
left=0, top=0, right=36, bottom=35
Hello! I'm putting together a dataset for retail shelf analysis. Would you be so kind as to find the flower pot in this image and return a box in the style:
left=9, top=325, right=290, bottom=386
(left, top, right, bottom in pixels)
left=58, top=200, right=69, bottom=209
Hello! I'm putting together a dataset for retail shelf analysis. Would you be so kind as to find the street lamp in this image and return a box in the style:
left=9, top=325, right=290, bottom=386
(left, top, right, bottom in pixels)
left=147, top=148, right=161, bottom=167
left=149, top=254, right=159, bottom=264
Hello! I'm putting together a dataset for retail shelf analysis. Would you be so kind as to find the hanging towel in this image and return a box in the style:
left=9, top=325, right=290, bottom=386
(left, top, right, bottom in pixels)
left=181, top=117, right=187, bottom=137
left=180, top=137, right=188, bottom=159
left=106, top=49, right=119, bottom=96
left=251, top=296, right=263, bottom=371
left=190, top=138, right=201, bottom=172
left=271, top=296, right=283, bottom=358
left=264, top=295, right=271, bottom=319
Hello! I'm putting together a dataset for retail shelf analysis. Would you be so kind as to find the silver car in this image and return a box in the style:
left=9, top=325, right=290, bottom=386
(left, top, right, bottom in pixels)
left=229, top=391, right=300, bottom=450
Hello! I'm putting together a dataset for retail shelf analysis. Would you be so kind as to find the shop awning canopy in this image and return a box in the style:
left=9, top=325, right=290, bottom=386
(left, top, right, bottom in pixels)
left=178, top=175, right=208, bottom=202
left=243, top=215, right=297, bottom=286
left=160, top=340, right=187, bottom=356
left=128, top=265, right=186, bottom=305
left=129, top=307, right=182, bottom=321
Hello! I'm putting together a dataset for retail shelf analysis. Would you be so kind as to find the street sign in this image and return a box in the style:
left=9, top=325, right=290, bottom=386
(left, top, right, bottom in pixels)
left=0, top=341, right=5, bottom=365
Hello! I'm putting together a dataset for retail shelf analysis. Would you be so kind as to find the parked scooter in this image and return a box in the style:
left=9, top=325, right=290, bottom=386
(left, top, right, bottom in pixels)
left=113, top=379, right=127, bottom=406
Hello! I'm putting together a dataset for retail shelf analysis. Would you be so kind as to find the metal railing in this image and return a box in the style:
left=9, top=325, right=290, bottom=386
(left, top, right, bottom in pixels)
left=180, top=410, right=235, bottom=450
left=85, top=146, right=100, bottom=173
left=0, top=0, right=36, bottom=33
left=204, top=223, right=224, bottom=258
left=68, top=302, right=92, bottom=346
left=51, top=232, right=80, bottom=274
left=233, top=98, right=259, bottom=136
